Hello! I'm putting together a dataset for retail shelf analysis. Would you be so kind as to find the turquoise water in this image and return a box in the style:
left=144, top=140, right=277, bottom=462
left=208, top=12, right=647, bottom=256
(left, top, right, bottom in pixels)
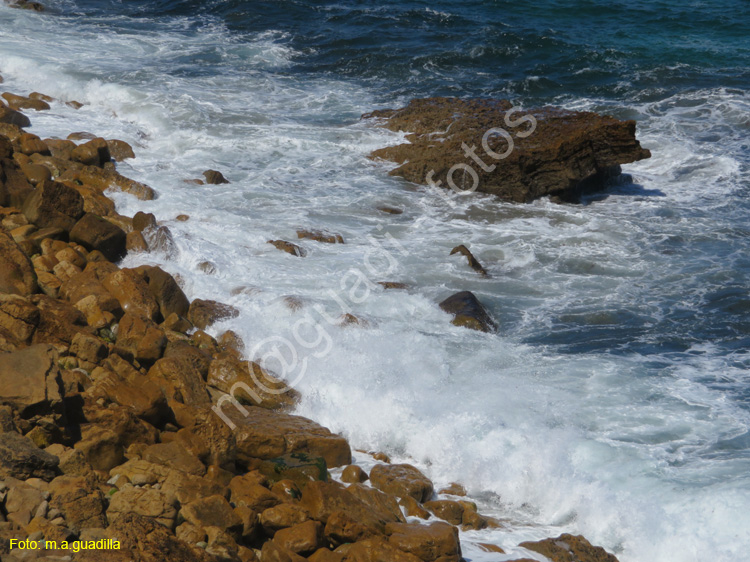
left=1, top=1, right=749, bottom=560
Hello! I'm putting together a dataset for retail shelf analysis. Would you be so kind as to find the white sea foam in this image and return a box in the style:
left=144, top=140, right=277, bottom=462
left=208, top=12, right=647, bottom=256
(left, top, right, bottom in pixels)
left=2, top=5, right=750, bottom=560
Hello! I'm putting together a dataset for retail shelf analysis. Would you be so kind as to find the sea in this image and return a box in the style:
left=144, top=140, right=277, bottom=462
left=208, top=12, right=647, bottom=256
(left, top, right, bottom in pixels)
left=1, top=1, right=749, bottom=560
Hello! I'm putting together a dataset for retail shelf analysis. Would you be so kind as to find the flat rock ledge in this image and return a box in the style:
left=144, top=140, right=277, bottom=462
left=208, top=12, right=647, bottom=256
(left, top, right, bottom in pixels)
left=364, top=97, right=651, bottom=203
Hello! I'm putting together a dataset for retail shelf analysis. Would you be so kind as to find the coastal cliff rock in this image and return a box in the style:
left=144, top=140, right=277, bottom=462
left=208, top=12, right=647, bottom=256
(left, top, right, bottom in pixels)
left=364, top=97, right=650, bottom=203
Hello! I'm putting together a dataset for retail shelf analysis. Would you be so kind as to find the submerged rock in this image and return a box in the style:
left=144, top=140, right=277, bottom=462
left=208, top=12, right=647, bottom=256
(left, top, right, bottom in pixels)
left=438, top=291, right=496, bottom=333
left=364, top=97, right=650, bottom=203
left=520, top=533, right=620, bottom=562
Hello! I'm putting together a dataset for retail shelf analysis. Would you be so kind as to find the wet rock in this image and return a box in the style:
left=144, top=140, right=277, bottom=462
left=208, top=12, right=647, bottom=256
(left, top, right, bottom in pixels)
left=19, top=132, right=50, bottom=156
left=438, top=482, right=467, bottom=496
left=449, top=245, right=488, bottom=276
left=385, top=521, right=462, bottom=562
left=365, top=97, right=651, bottom=203
left=22, top=179, right=84, bottom=231
left=132, top=211, right=157, bottom=232
left=268, top=239, right=306, bottom=257
left=438, top=291, right=496, bottom=333
left=341, top=464, right=368, bottom=484
left=69, top=213, right=127, bottom=262
left=0, top=104, right=31, bottom=127
left=519, top=534, right=620, bottom=562
left=207, top=354, right=299, bottom=410
left=0, top=230, right=38, bottom=295
left=44, top=138, right=76, bottom=160
left=126, top=230, right=148, bottom=252
left=188, top=298, right=239, bottom=330
left=376, top=206, right=403, bottom=215
left=71, top=138, right=111, bottom=167
left=369, top=464, right=434, bottom=503
left=202, top=169, right=229, bottom=184
left=423, top=500, right=464, bottom=525
left=398, top=496, right=430, bottom=520
left=176, top=214, right=189, bottom=221
left=103, top=268, right=160, bottom=320
left=106, top=139, right=135, bottom=161
left=0, top=431, right=59, bottom=481
left=296, top=229, right=344, bottom=244
left=142, top=265, right=190, bottom=320
left=2, top=92, right=50, bottom=111
left=377, top=281, right=408, bottom=290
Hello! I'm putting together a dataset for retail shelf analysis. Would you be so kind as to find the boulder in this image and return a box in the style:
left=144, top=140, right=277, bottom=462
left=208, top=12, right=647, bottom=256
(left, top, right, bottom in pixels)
left=0, top=293, right=40, bottom=344
left=438, top=291, right=496, bottom=333
left=0, top=104, right=31, bottom=127
left=202, top=169, right=229, bottom=184
left=141, top=441, right=205, bottom=476
left=341, top=464, right=368, bottom=483
left=2, top=92, right=50, bottom=111
left=274, top=520, right=324, bottom=556
left=0, top=344, right=63, bottom=416
left=45, top=138, right=77, bottom=160
left=0, top=230, right=37, bottom=295
left=259, top=504, right=312, bottom=535
left=268, top=239, right=306, bottom=257
left=30, top=293, right=91, bottom=347
left=365, top=97, right=651, bottom=203
left=385, top=522, right=462, bottom=562
left=423, top=500, right=464, bottom=525
left=207, top=354, right=299, bottom=410
left=345, top=538, right=423, bottom=562
left=103, top=268, right=160, bottom=321
left=113, top=312, right=167, bottom=365
left=71, top=138, right=111, bottom=167
left=0, top=431, right=59, bottom=480
left=519, top=534, right=620, bottom=562
left=21, top=179, right=84, bottom=231
left=219, top=407, right=351, bottom=468
left=230, top=480, right=281, bottom=513
left=147, top=356, right=211, bottom=407
left=261, top=540, right=308, bottom=562
left=18, top=132, right=50, bottom=156
left=142, top=265, right=190, bottom=319
left=69, top=213, right=127, bottom=262
left=369, top=464, right=434, bottom=503
left=107, top=486, right=179, bottom=530
left=106, top=139, right=135, bottom=161
left=187, top=298, right=239, bottom=330
left=48, top=475, right=107, bottom=530
left=296, top=230, right=344, bottom=244
left=179, top=495, right=243, bottom=537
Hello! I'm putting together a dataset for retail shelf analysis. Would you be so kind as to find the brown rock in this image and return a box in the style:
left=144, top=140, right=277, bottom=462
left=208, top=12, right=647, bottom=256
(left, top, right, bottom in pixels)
left=341, top=464, right=368, bottom=484
left=88, top=369, right=168, bottom=425
left=0, top=431, right=59, bottom=480
left=324, top=510, right=373, bottom=546
left=106, top=139, right=135, bottom=161
left=0, top=104, right=31, bottom=127
left=385, top=521, right=462, bottom=562
left=259, top=503, right=312, bottom=535
left=365, top=97, right=650, bottom=203
left=107, top=486, right=179, bottom=529
left=449, top=245, right=488, bottom=276
left=143, top=266, right=190, bottom=320
left=113, top=312, right=167, bottom=365
left=220, top=407, right=351, bottom=468
left=296, top=229, right=344, bottom=244
left=203, top=169, right=229, bottom=184
left=45, top=138, right=77, bottom=160
left=142, top=441, right=206, bottom=476
left=378, top=281, right=408, bottom=290
left=208, top=354, right=299, bottom=411
left=398, top=496, right=430, bottom=520
left=2, top=92, right=49, bottom=111
left=369, top=463, right=434, bottom=503
left=0, top=293, right=39, bottom=344
left=0, top=230, right=37, bottom=295
left=68, top=132, right=97, bottom=141
left=71, top=137, right=111, bottom=167
left=125, top=230, right=149, bottom=252
left=69, top=213, right=127, bottom=261
left=69, top=165, right=156, bottom=201
left=261, top=540, right=308, bottom=562
left=147, top=356, right=210, bottom=407
left=437, top=483, right=467, bottom=496
left=0, top=344, right=62, bottom=415
left=49, top=475, right=107, bottom=530
left=423, top=500, right=464, bottom=525
left=308, top=549, right=344, bottom=562
left=376, top=206, right=403, bottom=215
left=180, top=494, right=243, bottom=537
left=519, top=534, right=620, bottom=562
left=103, top=268, right=160, bottom=320
left=19, top=132, right=50, bottom=156
left=30, top=293, right=90, bottom=347
left=274, top=520, right=323, bottom=556
left=346, top=537, right=423, bottom=562
left=461, top=509, right=489, bottom=531
left=438, top=291, right=496, bottom=333
left=268, top=239, right=306, bottom=257
left=188, top=298, right=239, bottom=330
left=132, top=211, right=157, bottom=232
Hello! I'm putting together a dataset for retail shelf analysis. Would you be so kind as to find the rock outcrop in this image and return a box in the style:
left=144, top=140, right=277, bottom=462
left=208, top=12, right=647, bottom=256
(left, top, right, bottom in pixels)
left=365, top=97, right=650, bottom=203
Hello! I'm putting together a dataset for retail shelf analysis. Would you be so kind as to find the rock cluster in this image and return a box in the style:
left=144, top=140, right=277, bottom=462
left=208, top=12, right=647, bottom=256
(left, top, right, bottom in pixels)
left=364, top=97, right=651, bottom=203
left=1, top=90, right=623, bottom=562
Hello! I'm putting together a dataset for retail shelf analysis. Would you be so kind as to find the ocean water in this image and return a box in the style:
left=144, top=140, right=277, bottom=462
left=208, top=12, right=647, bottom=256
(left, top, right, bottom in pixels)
left=1, top=1, right=750, bottom=561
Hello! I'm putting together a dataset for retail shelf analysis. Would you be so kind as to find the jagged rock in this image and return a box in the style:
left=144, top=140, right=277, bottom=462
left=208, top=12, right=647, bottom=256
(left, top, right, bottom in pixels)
left=0, top=293, right=40, bottom=344
left=519, top=534, right=620, bottom=562
left=219, top=407, right=351, bottom=468
left=0, top=230, right=38, bottom=295
left=21, top=179, right=84, bottom=231
left=365, top=97, right=650, bottom=203
left=147, top=356, right=211, bottom=407
left=438, top=291, right=496, bottom=333
left=0, top=431, right=59, bottom=480
left=385, top=521, right=462, bottom=562
left=268, top=239, right=306, bottom=257
left=0, top=344, right=63, bottom=416
left=449, top=245, right=488, bottom=276
left=69, top=213, right=127, bottom=262
left=202, top=169, right=229, bottom=184
left=49, top=475, right=107, bottom=531
left=369, top=464, right=434, bottom=503
left=187, top=298, right=239, bottom=330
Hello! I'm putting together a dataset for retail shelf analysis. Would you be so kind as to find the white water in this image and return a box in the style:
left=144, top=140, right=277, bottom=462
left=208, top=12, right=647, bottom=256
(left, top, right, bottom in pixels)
left=3, top=5, right=750, bottom=561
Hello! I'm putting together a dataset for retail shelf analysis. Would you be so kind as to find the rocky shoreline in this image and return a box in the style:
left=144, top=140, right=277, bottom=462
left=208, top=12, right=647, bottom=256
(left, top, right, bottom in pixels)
left=1, top=85, right=627, bottom=562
